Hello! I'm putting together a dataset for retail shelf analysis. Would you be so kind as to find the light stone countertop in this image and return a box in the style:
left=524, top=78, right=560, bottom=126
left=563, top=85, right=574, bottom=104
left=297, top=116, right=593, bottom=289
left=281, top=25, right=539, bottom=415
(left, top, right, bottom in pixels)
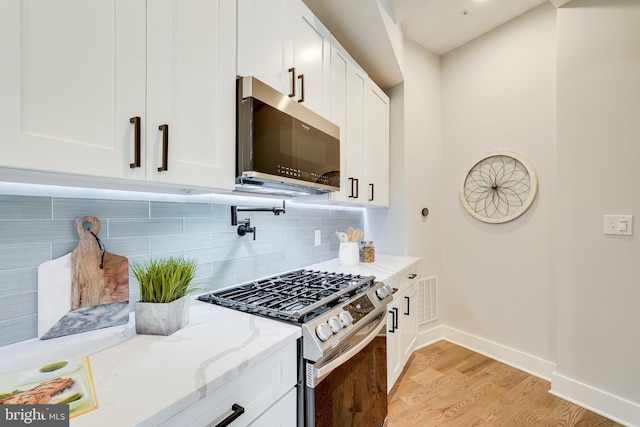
left=0, top=302, right=301, bottom=427
left=307, top=253, right=421, bottom=285
left=0, top=254, right=419, bottom=426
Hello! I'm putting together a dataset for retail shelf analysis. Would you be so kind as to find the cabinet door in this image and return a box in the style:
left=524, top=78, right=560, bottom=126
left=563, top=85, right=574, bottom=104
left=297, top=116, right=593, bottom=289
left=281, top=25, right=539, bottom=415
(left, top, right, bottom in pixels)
left=0, top=0, right=146, bottom=179
left=400, top=282, right=418, bottom=365
left=248, top=387, right=296, bottom=427
left=237, top=0, right=293, bottom=95
left=293, top=0, right=331, bottom=117
left=386, top=294, right=403, bottom=392
left=346, top=68, right=367, bottom=202
left=329, top=38, right=365, bottom=203
left=364, top=82, right=390, bottom=207
left=146, top=0, right=235, bottom=190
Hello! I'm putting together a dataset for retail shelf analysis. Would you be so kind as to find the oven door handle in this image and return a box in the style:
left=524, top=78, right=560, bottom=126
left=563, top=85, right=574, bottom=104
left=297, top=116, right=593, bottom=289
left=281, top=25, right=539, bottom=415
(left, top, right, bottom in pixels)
left=311, top=314, right=384, bottom=383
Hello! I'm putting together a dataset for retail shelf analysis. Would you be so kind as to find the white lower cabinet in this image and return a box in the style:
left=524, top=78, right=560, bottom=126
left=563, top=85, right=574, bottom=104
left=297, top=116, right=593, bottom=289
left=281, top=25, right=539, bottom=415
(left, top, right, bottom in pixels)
left=248, top=387, right=296, bottom=427
left=386, top=266, right=419, bottom=391
left=160, top=341, right=297, bottom=427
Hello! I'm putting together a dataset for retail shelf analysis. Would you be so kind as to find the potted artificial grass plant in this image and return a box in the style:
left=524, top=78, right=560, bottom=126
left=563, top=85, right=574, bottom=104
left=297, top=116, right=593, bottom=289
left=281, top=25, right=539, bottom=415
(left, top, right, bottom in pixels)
left=132, top=257, right=199, bottom=336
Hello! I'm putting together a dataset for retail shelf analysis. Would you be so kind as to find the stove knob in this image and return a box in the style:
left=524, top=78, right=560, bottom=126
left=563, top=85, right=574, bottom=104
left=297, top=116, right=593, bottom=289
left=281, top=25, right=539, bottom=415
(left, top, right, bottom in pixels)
left=375, top=286, right=389, bottom=300
left=328, top=317, right=341, bottom=334
left=339, top=311, right=353, bottom=327
left=316, top=323, right=332, bottom=342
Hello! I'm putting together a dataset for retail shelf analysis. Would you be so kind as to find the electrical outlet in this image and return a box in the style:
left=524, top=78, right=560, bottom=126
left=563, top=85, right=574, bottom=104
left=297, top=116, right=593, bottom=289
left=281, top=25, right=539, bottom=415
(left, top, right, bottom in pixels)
left=314, top=230, right=321, bottom=246
left=603, top=215, right=633, bottom=236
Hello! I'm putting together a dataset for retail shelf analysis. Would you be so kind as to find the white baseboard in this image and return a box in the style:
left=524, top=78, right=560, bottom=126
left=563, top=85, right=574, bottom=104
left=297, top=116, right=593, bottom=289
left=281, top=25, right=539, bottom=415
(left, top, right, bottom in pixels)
left=416, top=325, right=554, bottom=380
left=415, top=325, right=637, bottom=426
left=550, top=371, right=639, bottom=427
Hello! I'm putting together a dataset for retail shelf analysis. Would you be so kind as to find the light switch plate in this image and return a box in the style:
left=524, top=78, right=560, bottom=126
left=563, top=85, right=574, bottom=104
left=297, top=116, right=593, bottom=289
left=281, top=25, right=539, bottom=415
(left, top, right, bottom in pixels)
left=603, top=215, right=633, bottom=236
left=314, top=230, right=321, bottom=246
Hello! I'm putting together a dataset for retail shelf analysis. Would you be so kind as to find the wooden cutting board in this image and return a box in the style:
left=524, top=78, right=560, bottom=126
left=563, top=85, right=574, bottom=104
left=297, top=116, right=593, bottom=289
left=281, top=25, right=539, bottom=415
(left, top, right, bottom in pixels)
left=38, top=216, right=129, bottom=339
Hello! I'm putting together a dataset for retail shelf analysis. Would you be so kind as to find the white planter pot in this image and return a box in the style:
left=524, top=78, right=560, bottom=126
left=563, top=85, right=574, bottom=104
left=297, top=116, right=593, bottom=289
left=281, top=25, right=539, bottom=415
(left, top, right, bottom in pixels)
left=135, top=296, right=190, bottom=336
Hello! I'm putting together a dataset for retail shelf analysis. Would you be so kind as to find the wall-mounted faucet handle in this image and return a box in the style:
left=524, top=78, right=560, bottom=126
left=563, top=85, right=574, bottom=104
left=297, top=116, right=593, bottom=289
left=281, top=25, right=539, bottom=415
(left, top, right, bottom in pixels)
left=237, top=219, right=256, bottom=240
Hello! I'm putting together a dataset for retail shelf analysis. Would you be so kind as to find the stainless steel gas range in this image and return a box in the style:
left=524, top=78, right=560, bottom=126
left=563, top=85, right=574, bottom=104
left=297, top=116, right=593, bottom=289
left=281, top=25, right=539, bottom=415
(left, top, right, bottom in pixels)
left=197, top=269, right=393, bottom=427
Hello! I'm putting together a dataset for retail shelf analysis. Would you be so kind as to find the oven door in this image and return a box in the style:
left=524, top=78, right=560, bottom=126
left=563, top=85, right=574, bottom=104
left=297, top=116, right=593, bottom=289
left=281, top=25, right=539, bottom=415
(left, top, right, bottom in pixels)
left=304, top=309, right=388, bottom=427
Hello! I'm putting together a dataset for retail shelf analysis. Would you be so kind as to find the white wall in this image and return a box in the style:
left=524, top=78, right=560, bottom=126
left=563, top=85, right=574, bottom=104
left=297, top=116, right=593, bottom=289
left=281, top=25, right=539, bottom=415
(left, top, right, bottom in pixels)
left=440, top=2, right=557, bottom=363
left=366, top=38, right=442, bottom=278
left=554, top=0, right=640, bottom=422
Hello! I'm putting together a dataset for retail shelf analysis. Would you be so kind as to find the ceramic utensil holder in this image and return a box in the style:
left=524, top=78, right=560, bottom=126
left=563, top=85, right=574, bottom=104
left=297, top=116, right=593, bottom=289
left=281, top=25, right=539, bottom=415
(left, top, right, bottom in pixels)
left=339, top=242, right=359, bottom=266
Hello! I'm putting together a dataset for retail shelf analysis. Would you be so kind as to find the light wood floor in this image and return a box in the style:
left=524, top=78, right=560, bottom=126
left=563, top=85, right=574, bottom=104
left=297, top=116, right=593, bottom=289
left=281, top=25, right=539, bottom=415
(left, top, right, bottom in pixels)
left=387, top=340, right=624, bottom=427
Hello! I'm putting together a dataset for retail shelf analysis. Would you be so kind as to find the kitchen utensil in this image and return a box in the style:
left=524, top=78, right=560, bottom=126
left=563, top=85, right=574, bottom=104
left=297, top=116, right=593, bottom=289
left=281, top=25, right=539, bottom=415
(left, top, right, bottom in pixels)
left=37, top=216, right=129, bottom=339
left=352, top=229, right=363, bottom=242
left=335, top=230, right=348, bottom=242
left=346, top=227, right=354, bottom=242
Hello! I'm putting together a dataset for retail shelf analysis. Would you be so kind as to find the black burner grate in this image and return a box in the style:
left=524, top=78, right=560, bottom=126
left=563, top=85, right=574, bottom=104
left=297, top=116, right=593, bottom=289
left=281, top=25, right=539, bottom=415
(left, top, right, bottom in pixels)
left=197, top=269, right=375, bottom=323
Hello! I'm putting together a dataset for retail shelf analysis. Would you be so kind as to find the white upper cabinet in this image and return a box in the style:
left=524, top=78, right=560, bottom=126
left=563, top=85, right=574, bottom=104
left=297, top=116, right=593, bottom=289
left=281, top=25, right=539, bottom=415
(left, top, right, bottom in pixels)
left=237, top=0, right=331, bottom=118
left=364, top=83, right=390, bottom=207
left=0, top=0, right=235, bottom=191
left=330, top=38, right=366, bottom=203
left=0, top=0, right=146, bottom=179
left=329, top=38, right=389, bottom=207
left=145, top=0, right=235, bottom=190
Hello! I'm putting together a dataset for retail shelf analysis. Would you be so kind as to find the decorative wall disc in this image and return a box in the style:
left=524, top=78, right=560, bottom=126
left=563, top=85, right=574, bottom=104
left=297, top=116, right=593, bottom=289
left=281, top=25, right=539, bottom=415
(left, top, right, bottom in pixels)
left=460, top=151, right=538, bottom=223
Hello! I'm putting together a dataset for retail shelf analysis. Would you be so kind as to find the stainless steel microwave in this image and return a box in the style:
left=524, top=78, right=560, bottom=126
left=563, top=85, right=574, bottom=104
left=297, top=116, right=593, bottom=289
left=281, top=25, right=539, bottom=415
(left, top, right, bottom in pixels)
left=235, top=76, right=340, bottom=196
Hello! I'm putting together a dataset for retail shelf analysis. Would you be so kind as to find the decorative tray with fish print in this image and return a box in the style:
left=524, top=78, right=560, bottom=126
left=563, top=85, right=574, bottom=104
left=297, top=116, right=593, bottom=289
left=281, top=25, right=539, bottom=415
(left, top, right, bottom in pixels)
left=0, top=355, right=97, bottom=418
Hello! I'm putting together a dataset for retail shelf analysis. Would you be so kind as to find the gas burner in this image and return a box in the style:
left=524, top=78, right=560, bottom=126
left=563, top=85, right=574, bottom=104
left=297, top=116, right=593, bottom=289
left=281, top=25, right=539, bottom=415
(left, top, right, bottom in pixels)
left=197, top=269, right=376, bottom=323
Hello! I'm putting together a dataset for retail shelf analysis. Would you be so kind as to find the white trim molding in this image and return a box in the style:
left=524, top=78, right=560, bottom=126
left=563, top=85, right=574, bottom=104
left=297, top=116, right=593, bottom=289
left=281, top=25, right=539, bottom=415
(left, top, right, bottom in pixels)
left=416, top=325, right=638, bottom=426
left=550, top=371, right=640, bottom=427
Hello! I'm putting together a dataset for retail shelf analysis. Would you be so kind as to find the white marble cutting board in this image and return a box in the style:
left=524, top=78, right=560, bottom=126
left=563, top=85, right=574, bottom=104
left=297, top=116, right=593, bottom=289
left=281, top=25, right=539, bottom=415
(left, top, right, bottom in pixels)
left=37, top=253, right=73, bottom=336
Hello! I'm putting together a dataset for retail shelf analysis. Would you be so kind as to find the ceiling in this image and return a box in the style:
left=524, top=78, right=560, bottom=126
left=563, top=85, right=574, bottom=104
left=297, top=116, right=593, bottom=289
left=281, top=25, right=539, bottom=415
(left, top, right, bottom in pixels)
left=303, top=0, right=573, bottom=88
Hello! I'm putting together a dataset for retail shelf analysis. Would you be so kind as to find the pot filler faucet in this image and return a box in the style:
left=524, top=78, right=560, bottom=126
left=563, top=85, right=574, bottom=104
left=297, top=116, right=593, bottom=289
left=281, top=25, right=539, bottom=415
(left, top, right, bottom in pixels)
left=230, top=201, right=286, bottom=240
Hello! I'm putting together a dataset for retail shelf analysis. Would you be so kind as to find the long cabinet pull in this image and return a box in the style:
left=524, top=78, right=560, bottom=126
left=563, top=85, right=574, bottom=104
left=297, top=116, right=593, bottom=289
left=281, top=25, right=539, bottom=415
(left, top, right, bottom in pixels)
left=354, top=178, right=359, bottom=199
left=129, top=116, right=141, bottom=168
left=404, top=296, right=410, bottom=316
left=348, top=177, right=355, bottom=198
left=211, top=403, right=245, bottom=427
left=297, top=74, right=305, bottom=103
left=157, top=124, right=169, bottom=172
left=288, top=67, right=296, bottom=98
left=408, top=273, right=417, bottom=280
left=388, top=310, right=396, bottom=333
left=369, top=183, right=374, bottom=201
left=393, top=307, right=399, bottom=329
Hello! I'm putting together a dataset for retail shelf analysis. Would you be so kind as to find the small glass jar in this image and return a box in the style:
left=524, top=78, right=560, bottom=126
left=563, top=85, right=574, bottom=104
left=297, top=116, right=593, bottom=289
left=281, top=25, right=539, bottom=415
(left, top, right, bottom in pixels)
left=361, top=241, right=375, bottom=263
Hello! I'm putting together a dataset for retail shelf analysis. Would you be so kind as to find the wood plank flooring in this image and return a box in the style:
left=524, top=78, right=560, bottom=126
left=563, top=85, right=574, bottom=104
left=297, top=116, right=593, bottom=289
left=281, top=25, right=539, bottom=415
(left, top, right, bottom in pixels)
left=387, top=341, right=624, bottom=427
